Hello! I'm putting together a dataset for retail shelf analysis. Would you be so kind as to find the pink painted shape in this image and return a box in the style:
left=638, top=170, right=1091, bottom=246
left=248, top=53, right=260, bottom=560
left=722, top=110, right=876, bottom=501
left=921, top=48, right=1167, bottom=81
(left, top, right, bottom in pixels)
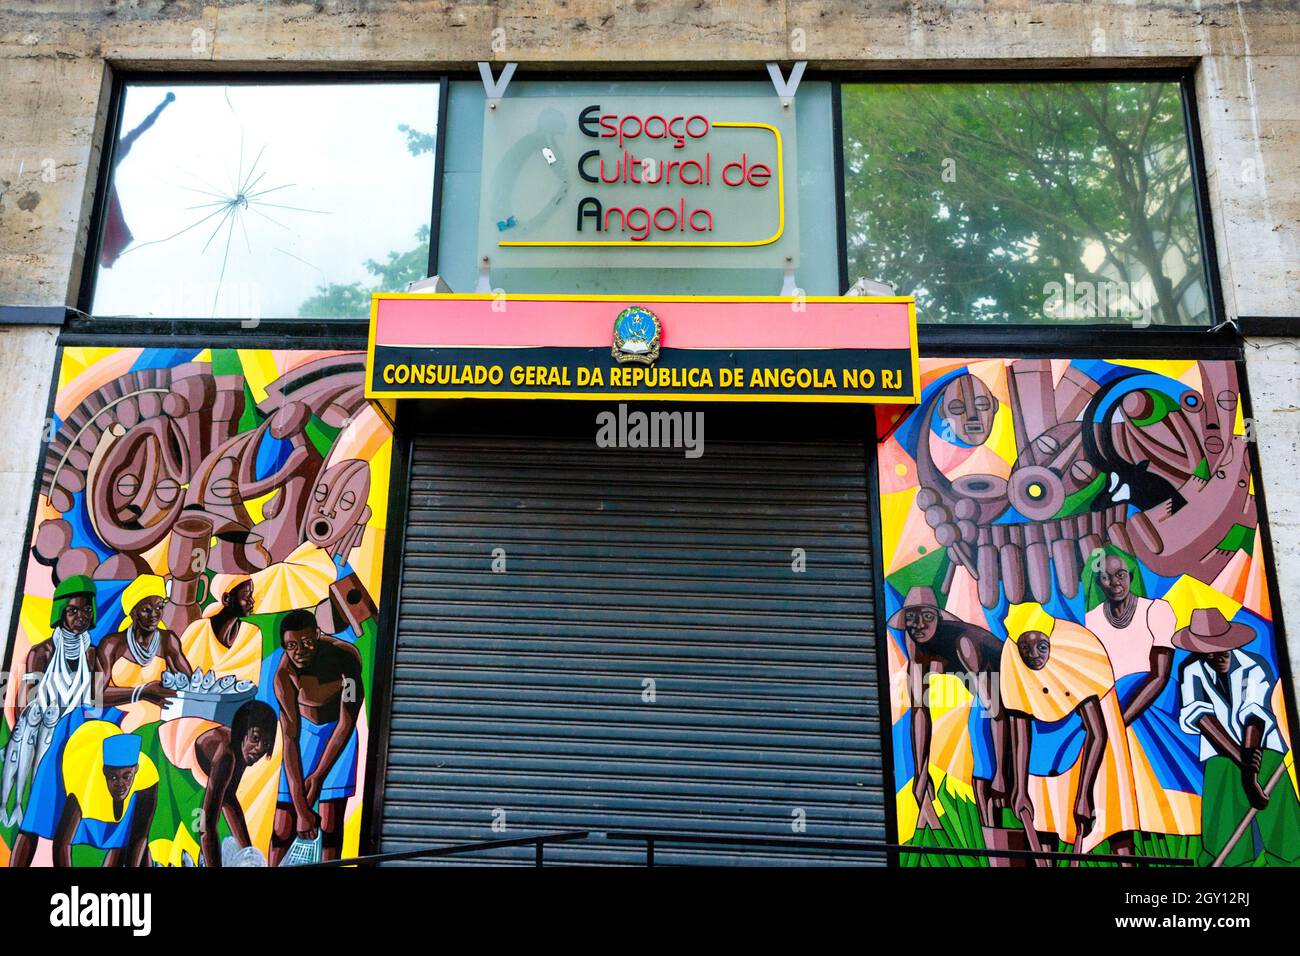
left=374, top=297, right=913, bottom=351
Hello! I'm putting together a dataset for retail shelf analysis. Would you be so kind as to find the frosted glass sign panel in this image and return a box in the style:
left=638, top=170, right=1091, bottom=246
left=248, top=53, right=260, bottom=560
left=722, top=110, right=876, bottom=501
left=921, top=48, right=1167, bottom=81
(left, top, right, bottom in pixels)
left=91, top=81, right=438, bottom=320
left=478, top=95, right=798, bottom=270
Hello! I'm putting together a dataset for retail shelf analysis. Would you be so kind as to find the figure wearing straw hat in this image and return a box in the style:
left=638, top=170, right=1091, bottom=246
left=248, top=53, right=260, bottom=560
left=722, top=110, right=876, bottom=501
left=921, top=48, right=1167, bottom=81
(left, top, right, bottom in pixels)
left=1174, top=608, right=1300, bottom=866
left=889, top=587, right=1010, bottom=854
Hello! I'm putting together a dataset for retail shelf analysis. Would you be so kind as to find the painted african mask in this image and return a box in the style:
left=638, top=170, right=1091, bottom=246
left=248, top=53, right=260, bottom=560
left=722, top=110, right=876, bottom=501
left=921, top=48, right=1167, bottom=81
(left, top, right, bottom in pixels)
left=938, top=374, right=999, bottom=445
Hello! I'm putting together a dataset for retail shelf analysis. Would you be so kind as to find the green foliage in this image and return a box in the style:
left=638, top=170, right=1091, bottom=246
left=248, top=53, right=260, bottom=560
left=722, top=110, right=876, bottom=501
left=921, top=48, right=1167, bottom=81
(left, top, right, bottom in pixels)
left=297, top=224, right=431, bottom=319
left=842, top=82, right=1208, bottom=325
left=903, top=779, right=988, bottom=867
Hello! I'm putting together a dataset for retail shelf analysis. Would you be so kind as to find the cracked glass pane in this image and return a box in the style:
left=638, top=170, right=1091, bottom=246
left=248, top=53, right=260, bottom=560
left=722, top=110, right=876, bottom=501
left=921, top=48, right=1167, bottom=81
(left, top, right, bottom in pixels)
left=91, top=81, right=437, bottom=321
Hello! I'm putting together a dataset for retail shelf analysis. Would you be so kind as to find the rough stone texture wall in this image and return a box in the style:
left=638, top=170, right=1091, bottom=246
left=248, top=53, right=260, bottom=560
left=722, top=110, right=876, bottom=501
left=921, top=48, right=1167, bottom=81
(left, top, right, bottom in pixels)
left=1, top=1, right=1297, bottom=673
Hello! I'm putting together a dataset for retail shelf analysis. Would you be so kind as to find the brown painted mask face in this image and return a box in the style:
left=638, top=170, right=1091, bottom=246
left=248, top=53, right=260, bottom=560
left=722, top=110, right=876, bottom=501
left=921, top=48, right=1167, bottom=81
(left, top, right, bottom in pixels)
left=61, top=594, right=95, bottom=634
left=282, top=627, right=319, bottom=670
left=1018, top=630, right=1051, bottom=671
left=306, top=459, right=370, bottom=551
left=939, top=374, right=998, bottom=445
left=240, top=724, right=272, bottom=765
left=94, top=423, right=186, bottom=551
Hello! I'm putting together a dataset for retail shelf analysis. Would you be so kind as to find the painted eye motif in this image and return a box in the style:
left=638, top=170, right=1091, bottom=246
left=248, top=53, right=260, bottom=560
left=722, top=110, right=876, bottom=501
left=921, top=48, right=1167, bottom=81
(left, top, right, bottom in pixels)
left=339, top=490, right=356, bottom=511
left=155, top=477, right=180, bottom=504
left=209, top=477, right=237, bottom=500
left=314, top=484, right=328, bottom=503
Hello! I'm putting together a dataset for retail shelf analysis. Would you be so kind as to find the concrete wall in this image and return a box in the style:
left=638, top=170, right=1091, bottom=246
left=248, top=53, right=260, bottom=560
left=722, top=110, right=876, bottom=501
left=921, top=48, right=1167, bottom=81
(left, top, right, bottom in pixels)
left=2, top=1, right=1298, bottom=674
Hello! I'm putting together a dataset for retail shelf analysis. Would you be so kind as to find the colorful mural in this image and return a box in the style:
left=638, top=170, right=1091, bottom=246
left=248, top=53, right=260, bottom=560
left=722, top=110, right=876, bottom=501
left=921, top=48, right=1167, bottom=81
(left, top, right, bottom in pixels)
left=0, top=347, right=392, bottom=867
left=879, top=357, right=1299, bottom=866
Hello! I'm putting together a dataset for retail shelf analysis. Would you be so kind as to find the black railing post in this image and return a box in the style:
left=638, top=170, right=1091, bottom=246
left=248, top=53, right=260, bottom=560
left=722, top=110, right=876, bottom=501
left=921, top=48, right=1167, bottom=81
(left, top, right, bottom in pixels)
left=535, top=840, right=544, bottom=867
left=647, top=837, right=655, bottom=867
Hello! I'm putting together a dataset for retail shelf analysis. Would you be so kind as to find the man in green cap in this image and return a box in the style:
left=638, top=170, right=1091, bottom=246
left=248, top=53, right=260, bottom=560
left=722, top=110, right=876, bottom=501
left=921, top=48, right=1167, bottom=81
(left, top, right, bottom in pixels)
left=3, top=575, right=100, bottom=865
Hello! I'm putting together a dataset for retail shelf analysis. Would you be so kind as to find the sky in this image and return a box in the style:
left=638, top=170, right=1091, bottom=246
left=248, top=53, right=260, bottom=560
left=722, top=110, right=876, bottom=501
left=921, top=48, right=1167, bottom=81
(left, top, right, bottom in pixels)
left=91, top=82, right=437, bottom=320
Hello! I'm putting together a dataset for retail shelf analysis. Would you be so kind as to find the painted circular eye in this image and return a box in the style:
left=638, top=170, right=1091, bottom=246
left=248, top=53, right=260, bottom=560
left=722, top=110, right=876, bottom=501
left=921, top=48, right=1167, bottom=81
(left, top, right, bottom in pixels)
left=209, top=477, right=237, bottom=500
left=1184, top=394, right=1200, bottom=408
left=116, top=474, right=140, bottom=498
left=314, top=484, right=327, bottom=502
left=1027, top=483, right=1044, bottom=499
left=155, top=477, right=180, bottom=504
left=339, top=491, right=356, bottom=511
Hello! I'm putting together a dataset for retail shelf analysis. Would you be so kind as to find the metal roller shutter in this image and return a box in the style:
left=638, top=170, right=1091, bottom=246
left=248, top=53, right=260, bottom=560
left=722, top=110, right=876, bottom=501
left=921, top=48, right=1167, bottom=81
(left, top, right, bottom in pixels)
left=378, top=428, right=884, bottom=865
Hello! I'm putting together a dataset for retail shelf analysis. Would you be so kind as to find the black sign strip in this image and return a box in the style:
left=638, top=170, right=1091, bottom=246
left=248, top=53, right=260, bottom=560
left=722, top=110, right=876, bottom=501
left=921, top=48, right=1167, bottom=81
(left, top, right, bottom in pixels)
left=369, top=345, right=916, bottom=402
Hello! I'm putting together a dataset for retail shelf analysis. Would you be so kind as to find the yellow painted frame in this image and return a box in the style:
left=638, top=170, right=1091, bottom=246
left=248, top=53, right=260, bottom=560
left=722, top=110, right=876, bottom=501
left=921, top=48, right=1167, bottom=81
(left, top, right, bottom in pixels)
left=497, top=122, right=785, bottom=248
left=366, top=293, right=920, bottom=405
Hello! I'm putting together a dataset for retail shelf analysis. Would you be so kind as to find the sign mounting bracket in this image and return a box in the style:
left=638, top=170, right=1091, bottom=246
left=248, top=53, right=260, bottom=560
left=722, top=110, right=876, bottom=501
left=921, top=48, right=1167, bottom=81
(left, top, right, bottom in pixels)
left=479, top=62, right=518, bottom=110
left=766, top=61, right=806, bottom=109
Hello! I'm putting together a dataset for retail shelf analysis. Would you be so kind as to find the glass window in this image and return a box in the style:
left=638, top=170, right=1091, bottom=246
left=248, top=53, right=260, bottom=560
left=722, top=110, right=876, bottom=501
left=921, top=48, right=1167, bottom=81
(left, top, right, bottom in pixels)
left=436, top=79, right=840, bottom=297
left=91, top=80, right=438, bottom=321
left=841, top=81, right=1211, bottom=325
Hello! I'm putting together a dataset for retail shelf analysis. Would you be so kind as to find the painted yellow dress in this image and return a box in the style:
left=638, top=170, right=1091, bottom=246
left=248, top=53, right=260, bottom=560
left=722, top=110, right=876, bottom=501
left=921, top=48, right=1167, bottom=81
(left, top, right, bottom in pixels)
left=109, top=653, right=168, bottom=734
left=1001, top=619, right=1141, bottom=853
left=61, top=721, right=160, bottom=850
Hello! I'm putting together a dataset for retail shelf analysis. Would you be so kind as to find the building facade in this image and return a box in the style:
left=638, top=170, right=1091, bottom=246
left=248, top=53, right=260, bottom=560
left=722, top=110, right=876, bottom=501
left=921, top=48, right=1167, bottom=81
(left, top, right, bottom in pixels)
left=0, top=1, right=1298, bottom=867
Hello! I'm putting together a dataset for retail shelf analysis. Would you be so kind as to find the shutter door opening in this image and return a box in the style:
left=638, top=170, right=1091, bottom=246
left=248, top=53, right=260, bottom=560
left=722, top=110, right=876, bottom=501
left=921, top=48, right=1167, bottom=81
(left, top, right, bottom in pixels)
left=378, top=424, right=884, bottom=865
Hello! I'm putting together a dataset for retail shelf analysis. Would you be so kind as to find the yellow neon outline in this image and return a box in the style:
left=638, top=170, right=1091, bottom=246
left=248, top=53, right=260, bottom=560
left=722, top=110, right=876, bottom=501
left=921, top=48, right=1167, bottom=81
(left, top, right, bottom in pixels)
left=365, top=292, right=920, bottom=405
left=497, top=122, right=785, bottom=248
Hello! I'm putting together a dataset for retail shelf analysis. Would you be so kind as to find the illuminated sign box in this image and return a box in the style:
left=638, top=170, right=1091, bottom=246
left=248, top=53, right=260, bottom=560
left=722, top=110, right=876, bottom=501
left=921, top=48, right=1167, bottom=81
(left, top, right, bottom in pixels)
left=477, top=94, right=798, bottom=270
left=366, top=294, right=919, bottom=404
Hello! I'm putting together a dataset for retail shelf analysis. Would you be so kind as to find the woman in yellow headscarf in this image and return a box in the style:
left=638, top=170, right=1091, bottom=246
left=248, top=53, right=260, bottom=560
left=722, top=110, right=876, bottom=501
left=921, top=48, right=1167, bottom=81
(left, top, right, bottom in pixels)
left=96, top=573, right=191, bottom=732
left=1000, top=606, right=1140, bottom=859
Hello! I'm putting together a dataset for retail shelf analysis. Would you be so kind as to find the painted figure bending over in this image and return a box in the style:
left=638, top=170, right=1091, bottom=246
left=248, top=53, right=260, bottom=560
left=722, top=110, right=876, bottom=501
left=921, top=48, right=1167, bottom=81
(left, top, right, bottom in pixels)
left=271, top=609, right=364, bottom=865
left=53, top=723, right=158, bottom=867
left=1175, top=608, right=1300, bottom=866
left=893, top=587, right=1007, bottom=849
left=1000, top=615, right=1139, bottom=863
left=194, top=700, right=278, bottom=867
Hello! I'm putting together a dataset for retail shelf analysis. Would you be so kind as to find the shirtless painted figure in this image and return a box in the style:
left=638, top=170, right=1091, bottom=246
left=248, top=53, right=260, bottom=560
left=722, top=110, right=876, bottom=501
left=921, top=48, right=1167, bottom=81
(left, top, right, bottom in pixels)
left=270, top=609, right=364, bottom=865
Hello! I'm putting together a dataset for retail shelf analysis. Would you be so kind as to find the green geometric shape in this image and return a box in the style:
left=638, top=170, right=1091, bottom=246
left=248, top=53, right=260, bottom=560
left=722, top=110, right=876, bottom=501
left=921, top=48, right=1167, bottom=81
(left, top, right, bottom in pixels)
left=1216, top=523, right=1256, bottom=554
left=885, top=548, right=951, bottom=604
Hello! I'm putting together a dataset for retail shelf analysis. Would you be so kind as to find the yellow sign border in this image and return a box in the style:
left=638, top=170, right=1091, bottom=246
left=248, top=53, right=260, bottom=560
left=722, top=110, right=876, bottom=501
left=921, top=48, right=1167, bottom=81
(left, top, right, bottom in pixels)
left=365, top=292, right=919, bottom=405
left=497, top=122, right=785, bottom=249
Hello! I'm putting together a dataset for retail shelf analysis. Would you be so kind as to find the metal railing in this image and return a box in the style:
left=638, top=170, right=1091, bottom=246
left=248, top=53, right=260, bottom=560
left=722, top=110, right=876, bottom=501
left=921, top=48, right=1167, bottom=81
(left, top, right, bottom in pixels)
left=602, top=830, right=1194, bottom=867
left=305, top=828, right=1193, bottom=867
left=304, top=830, right=590, bottom=867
